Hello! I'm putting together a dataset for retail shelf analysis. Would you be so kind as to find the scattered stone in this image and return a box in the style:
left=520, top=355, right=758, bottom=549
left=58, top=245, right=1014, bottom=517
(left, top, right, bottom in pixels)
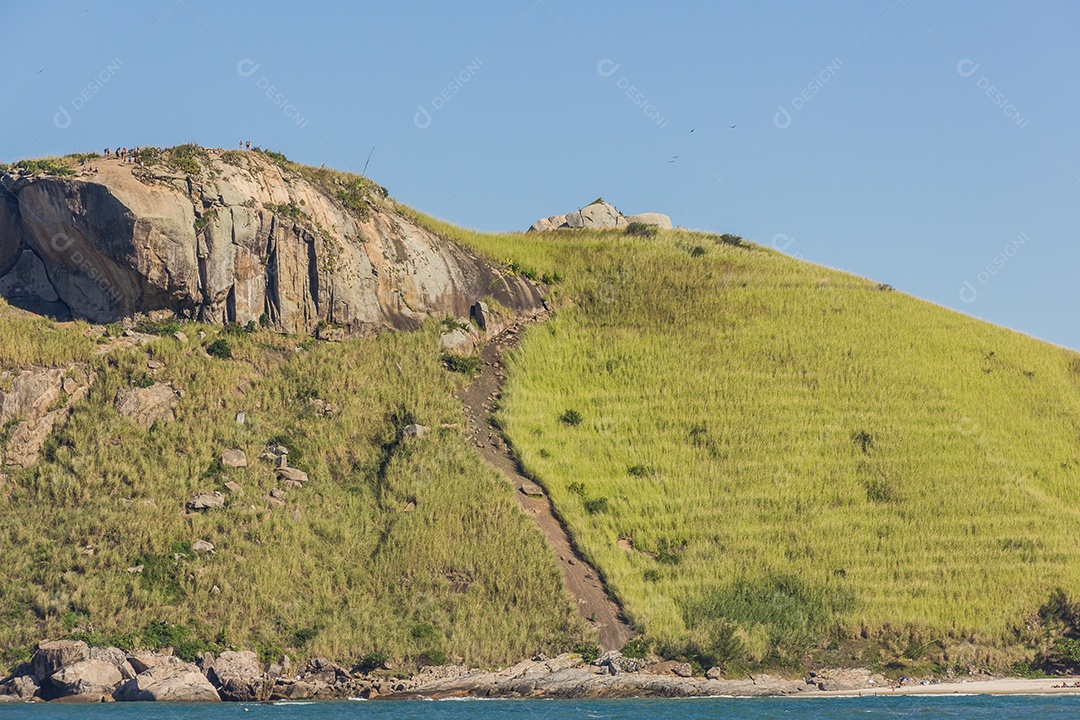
left=269, top=488, right=286, bottom=499
left=267, top=496, right=285, bottom=509
left=282, top=479, right=303, bottom=489
left=147, top=359, right=163, bottom=370
left=471, top=301, right=490, bottom=331
left=276, top=467, right=308, bottom=484
left=210, top=585, right=221, bottom=595
left=192, top=540, right=215, bottom=554
left=115, top=383, right=177, bottom=429
left=198, top=331, right=207, bottom=340
left=402, top=424, right=429, bottom=439
left=235, top=410, right=245, bottom=425
left=126, top=565, right=144, bottom=574
left=706, top=666, right=724, bottom=680
left=221, top=449, right=247, bottom=468
left=401, top=501, right=416, bottom=513
left=672, top=662, right=693, bottom=678
left=520, top=483, right=544, bottom=497
left=186, top=492, right=225, bottom=511
left=223, top=481, right=242, bottom=494
left=173, top=331, right=188, bottom=343
left=439, top=328, right=476, bottom=355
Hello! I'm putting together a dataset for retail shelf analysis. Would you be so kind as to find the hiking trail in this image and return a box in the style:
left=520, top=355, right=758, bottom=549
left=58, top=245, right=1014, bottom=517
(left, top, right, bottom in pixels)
left=459, top=320, right=635, bottom=652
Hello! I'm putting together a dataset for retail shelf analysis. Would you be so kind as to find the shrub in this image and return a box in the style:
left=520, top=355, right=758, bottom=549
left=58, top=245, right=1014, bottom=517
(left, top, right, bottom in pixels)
left=621, top=637, right=650, bottom=659
left=206, top=339, right=232, bottom=359
left=628, top=464, right=655, bottom=477
left=626, top=222, right=658, bottom=238
left=165, top=143, right=207, bottom=175
left=567, top=481, right=587, bottom=497
left=559, top=409, right=582, bottom=426
left=443, top=353, right=481, bottom=375
left=583, top=497, right=609, bottom=514
left=574, top=643, right=600, bottom=664
left=137, top=318, right=181, bottom=336
left=852, top=430, right=874, bottom=454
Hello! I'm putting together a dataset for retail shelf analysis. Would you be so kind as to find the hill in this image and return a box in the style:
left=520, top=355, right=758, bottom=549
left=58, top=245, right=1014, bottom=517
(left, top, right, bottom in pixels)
left=3, top=148, right=1080, bottom=680
left=405, top=211, right=1080, bottom=675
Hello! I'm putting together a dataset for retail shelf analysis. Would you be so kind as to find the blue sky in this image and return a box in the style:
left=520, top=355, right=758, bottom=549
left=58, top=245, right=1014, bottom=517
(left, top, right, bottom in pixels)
left=3, top=1, right=1078, bottom=348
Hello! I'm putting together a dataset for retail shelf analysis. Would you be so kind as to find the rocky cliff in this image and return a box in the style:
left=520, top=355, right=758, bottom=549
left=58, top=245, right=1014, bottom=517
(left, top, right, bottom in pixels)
left=0, top=149, right=542, bottom=333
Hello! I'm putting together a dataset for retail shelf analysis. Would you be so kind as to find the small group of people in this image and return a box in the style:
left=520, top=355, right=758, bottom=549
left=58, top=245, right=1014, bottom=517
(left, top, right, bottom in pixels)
left=104, top=146, right=140, bottom=163
left=1052, top=681, right=1080, bottom=689
left=239, top=140, right=252, bottom=150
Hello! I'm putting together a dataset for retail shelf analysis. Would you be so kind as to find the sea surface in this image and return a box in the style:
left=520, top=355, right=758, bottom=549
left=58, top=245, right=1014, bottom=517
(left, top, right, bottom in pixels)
left=5, top=696, right=1080, bottom=720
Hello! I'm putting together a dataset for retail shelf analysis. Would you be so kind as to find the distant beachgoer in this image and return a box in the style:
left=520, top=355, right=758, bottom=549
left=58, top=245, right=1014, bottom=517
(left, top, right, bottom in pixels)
left=104, top=148, right=109, bottom=156
left=245, top=141, right=251, bottom=150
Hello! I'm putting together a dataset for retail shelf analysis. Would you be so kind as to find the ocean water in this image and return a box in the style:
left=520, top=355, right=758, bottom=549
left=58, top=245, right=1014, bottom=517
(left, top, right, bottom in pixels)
left=4, top=697, right=1080, bottom=720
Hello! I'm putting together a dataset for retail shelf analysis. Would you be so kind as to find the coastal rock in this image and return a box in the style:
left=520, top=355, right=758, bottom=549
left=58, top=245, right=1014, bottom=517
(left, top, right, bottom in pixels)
left=6, top=674, right=42, bottom=700
left=809, top=668, right=886, bottom=692
left=115, top=383, right=177, bottom=429
left=471, top=301, right=491, bottom=331
left=0, top=152, right=545, bottom=332
left=50, top=659, right=123, bottom=698
left=207, top=650, right=269, bottom=702
left=626, top=212, right=672, bottom=229
left=593, top=651, right=646, bottom=675
left=33, top=640, right=89, bottom=679
left=114, top=662, right=220, bottom=702
left=126, top=651, right=183, bottom=675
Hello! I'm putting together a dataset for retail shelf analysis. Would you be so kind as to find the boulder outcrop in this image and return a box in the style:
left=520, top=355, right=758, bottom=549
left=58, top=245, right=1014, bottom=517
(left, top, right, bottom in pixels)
left=114, top=662, right=220, bottom=702
left=528, top=201, right=671, bottom=232
left=0, top=150, right=544, bottom=333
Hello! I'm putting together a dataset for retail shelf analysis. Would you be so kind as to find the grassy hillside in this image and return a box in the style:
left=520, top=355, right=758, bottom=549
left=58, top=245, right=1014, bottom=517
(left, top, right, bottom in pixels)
left=0, top=303, right=587, bottom=672
left=404, top=209, right=1080, bottom=672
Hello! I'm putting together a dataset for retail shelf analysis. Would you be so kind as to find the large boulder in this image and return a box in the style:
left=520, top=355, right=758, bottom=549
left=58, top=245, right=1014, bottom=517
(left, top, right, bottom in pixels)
left=33, top=640, right=89, bottom=679
left=126, top=650, right=184, bottom=675
left=114, top=662, right=220, bottom=702
left=0, top=365, right=94, bottom=467
left=579, top=201, right=625, bottom=229
left=115, top=383, right=177, bottom=429
left=0, top=152, right=545, bottom=333
left=207, top=650, right=269, bottom=702
left=49, top=659, right=123, bottom=698
left=626, top=212, right=672, bottom=229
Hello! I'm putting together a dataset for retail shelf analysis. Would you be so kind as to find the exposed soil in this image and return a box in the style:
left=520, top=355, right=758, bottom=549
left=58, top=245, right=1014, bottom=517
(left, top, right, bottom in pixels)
left=459, top=320, right=635, bottom=651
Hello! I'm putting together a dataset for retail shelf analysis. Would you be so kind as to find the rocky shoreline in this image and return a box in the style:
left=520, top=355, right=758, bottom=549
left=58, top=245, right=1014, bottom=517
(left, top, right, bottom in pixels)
left=2, top=640, right=910, bottom=703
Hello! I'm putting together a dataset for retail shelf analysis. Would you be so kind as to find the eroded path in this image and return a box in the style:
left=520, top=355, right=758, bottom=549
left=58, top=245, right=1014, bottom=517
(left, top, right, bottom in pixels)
left=459, top=320, right=635, bottom=651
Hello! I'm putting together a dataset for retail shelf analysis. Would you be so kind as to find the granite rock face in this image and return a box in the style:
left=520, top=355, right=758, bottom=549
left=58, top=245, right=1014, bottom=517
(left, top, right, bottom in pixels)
left=0, top=152, right=543, bottom=333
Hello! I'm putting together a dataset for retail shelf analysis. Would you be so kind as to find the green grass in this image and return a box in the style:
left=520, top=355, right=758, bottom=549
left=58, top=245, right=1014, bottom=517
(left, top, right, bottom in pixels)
left=0, top=318, right=588, bottom=673
left=402, top=208, right=1080, bottom=670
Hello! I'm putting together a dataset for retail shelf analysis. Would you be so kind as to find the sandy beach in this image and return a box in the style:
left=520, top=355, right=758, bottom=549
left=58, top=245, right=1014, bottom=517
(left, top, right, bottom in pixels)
left=807, top=676, right=1080, bottom=697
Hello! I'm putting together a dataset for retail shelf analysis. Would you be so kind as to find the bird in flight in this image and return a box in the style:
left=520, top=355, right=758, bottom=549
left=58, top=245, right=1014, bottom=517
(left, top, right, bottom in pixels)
left=669, top=156, right=679, bottom=163
left=729, top=125, right=736, bottom=129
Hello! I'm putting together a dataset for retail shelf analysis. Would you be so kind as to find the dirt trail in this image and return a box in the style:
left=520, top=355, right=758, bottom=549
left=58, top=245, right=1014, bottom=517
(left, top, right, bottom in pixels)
left=459, top=320, right=635, bottom=652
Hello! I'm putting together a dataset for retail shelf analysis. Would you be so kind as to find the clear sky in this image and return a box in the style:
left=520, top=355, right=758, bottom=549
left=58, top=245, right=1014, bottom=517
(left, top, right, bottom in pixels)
left=3, top=2, right=1078, bottom=348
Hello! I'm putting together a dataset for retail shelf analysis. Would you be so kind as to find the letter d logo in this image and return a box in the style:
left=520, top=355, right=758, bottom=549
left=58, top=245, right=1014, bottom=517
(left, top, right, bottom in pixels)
left=773, top=105, right=792, bottom=130
left=53, top=106, right=72, bottom=130
left=959, top=280, right=978, bottom=303
left=413, top=105, right=432, bottom=130
left=236, top=59, right=261, bottom=78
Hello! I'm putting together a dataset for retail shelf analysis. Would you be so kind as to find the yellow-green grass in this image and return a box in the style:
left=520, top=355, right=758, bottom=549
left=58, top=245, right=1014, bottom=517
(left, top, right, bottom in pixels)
left=0, top=320, right=587, bottom=671
left=404, top=208, right=1080, bottom=668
